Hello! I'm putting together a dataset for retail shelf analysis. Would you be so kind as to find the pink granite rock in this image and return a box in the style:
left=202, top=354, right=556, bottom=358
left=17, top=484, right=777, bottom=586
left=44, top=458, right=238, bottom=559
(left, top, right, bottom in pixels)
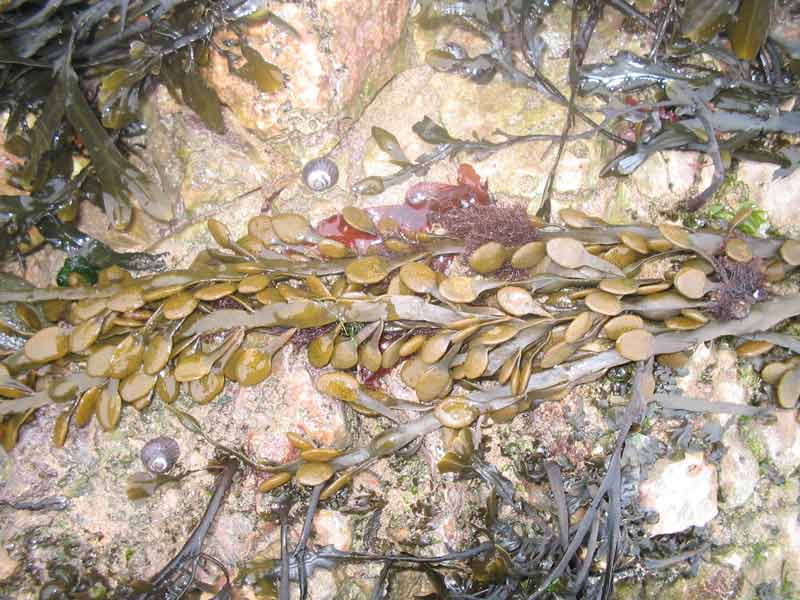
left=207, top=0, right=411, bottom=149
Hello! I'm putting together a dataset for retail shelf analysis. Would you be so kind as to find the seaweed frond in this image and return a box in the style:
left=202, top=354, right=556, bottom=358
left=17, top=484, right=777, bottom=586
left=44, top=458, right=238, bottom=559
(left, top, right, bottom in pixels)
left=291, top=324, right=337, bottom=347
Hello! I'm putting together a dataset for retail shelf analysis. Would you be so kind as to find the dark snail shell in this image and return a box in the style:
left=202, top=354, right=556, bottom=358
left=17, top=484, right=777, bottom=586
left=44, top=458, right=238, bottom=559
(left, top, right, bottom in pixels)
left=140, top=436, right=180, bottom=474
left=302, top=157, right=339, bottom=192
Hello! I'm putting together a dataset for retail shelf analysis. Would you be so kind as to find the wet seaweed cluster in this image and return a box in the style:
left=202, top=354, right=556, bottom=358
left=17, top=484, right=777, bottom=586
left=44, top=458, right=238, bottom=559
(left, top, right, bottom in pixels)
left=2, top=190, right=800, bottom=596
left=353, top=0, right=800, bottom=218
left=0, top=0, right=285, bottom=271
left=2, top=0, right=800, bottom=598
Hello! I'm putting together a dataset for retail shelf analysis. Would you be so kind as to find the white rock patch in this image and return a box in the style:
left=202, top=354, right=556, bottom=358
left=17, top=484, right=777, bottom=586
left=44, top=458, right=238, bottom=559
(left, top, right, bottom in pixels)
left=719, top=430, right=759, bottom=508
left=639, top=451, right=718, bottom=535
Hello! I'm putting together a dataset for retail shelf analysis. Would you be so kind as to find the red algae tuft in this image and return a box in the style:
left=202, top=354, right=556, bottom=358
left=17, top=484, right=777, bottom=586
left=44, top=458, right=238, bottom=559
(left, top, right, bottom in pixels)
left=433, top=203, right=538, bottom=254
left=315, top=164, right=492, bottom=253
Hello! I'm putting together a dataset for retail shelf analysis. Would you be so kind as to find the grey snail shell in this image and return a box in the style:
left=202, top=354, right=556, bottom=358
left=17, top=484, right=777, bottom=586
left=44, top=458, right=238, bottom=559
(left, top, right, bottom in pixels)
left=302, top=157, right=339, bottom=192
left=140, top=436, right=180, bottom=474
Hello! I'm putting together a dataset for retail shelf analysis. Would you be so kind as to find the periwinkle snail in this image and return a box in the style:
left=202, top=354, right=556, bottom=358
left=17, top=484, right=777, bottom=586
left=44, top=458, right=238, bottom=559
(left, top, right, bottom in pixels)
left=140, top=436, right=180, bottom=474
left=302, top=157, right=339, bottom=192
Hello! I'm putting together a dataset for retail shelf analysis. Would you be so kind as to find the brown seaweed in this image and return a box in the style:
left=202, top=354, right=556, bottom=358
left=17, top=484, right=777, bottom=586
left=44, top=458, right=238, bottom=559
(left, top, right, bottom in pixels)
left=0, top=0, right=282, bottom=261
left=353, top=118, right=585, bottom=196
left=2, top=201, right=799, bottom=596
left=3, top=2, right=800, bottom=595
left=132, top=458, right=237, bottom=599
left=418, top=0, right=798, bottom=212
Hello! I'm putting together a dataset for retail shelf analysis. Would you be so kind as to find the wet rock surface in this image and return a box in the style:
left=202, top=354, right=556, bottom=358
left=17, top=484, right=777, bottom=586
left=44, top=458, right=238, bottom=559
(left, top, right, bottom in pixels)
left=207, top=0, right=412, bottom=153
left=718, top=428, right=759, bottom=509
left=1, top=2, right=800, bottom=599
left=639, top=451, right=719, bottom=536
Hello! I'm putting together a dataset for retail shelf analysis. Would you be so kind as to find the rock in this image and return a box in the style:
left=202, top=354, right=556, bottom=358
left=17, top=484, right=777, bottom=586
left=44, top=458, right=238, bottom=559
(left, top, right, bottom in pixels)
left=313, top=509, right=352, bottom=551
left=676, top=345, right=750, bottom=425
left=232, top=344, right=350, bottom=465
left=383, top=570, right=436, bottom=599
left=650, top=563, right=740, bottom=600
left=207, top=0, right=411, bottom=150
left=752, top=409, right=800, bottom=476
left=737, top=160, right=800, bottom=236
left=613, top=581, right=644, bottom=600
left=731, top=503, right=800, bottom=597
left=0, top=546, right=17, bottom=582
left=349, top=65, right=564, bottom=201
left=718, top=429, right=759, bottom=509
left=10, top=246, right=67, bottom=289
left=135, top=24, right=446, bottom=265
left=631, top=149, right=715, bottom=203
left=639, top=451, right=718, bottom=535
left=438, top=480, right=474, bottom=550
left=779, top=507, right=800, bottom=571
left=76, top=85, right=288, bottom=262
left=141, top=86, right=280, bottom=215
left=208, top=511, right=260, bottom=566
left=511, top=399, right=593, bottom=470
left=307, top=569, right=338, bottom=600
left=337, top=63, right=611, bottom=218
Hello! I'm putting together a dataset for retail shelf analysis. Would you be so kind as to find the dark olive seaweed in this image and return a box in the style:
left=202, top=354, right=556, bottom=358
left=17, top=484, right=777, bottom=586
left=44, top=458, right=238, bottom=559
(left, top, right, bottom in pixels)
left=0, top=0, right=280, bottom=264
